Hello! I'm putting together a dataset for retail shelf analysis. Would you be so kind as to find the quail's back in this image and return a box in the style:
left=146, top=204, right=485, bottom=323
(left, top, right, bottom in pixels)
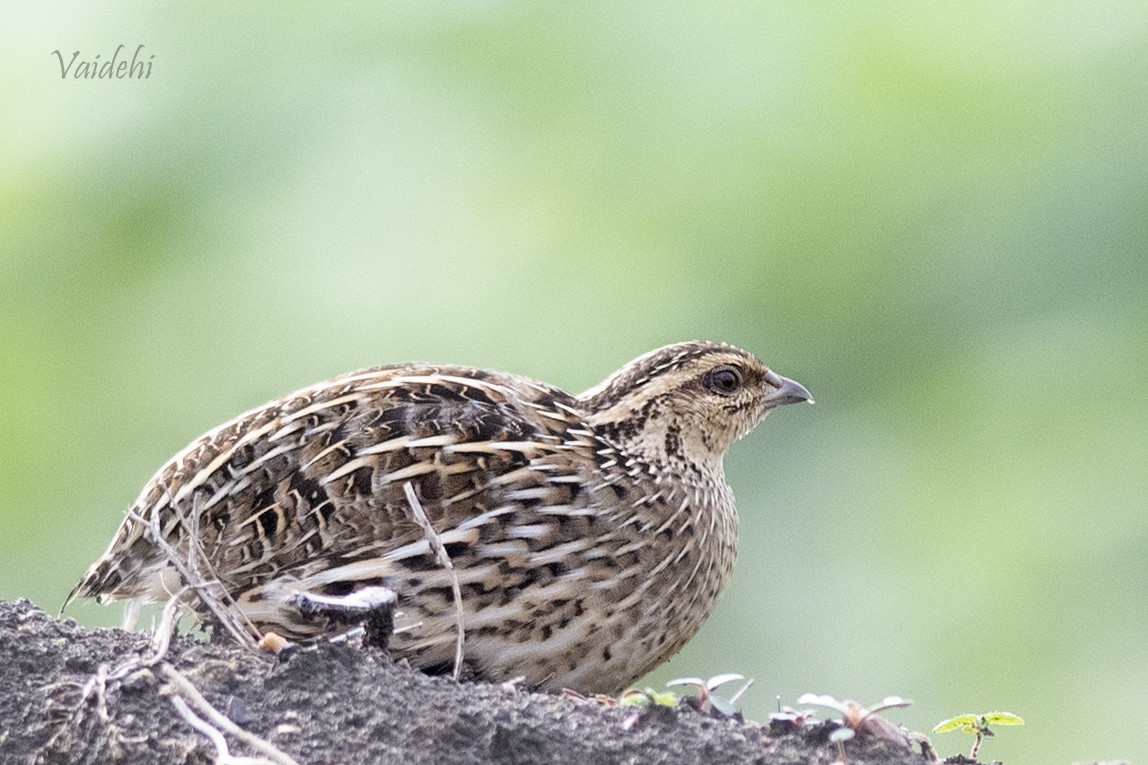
left=71, top=341, right=811, bottom=693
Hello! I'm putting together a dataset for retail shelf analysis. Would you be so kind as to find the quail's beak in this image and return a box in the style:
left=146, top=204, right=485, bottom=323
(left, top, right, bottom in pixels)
left=763, top=371, right=814, bottom=407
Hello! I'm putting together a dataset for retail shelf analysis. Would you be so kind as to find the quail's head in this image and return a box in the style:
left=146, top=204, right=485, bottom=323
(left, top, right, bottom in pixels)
left=581, top=342, right=812, bottom=471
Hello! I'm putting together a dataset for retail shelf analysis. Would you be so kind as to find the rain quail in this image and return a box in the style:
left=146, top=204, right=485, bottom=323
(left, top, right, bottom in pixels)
left=70, top=341, right=811, bottom=693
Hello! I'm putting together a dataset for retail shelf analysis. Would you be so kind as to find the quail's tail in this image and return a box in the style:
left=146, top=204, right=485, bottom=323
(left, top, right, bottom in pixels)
left=61, top=556, right=120, bottom=614
left=61, top=514, right=158, bottom=615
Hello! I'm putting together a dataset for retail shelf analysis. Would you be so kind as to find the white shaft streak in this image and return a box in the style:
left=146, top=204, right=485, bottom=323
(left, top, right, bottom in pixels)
left=402, top=482, right=465, bottom=682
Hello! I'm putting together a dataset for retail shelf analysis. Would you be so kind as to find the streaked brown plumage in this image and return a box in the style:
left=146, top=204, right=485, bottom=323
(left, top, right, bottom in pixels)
left=70, top=341, right=811, bottom=693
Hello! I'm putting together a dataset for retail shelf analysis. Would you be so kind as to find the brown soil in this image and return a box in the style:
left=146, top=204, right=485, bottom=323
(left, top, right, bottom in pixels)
left=0, top=598, right=936, bottom=765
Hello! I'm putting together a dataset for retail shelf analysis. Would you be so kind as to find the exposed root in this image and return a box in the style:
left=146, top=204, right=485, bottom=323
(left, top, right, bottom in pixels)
left=160, top=663, right=299, bottom=765
left=39, top=590, right=187, bottom=755
left=45, top=589, right=299, bottom=765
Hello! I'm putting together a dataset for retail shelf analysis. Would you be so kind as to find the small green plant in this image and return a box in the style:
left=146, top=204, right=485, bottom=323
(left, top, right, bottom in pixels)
left=933, top=712, right=1024, bottom=759
left=797, top=693, right=913, bottom=763
left=796, top=693, right=912, bottom=733
left=667, top=673, right=753, bottom=717
left=617, top=687, right=679, bottom=708
left=615, top=687, right=680, bottom=731
left=769, top=695, right=818, bottom=731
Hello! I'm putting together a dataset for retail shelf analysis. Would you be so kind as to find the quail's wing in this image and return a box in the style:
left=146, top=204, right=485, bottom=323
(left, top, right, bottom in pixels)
left=71, top=365, right=594, bottom=607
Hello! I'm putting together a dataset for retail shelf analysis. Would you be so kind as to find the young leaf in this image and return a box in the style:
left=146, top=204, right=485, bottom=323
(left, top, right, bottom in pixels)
left=666, top=677, right=706, bottom=689
left=704, top=673, right=745, bottom=692
left=933, top=714, right=978, bottom=734
left=727, top=677, right=754, bottom=705
left=982, top=712, right=1024, bottom=726
left=709, top=696, right=738, bottom=717
left=797, top=693, right=847, bottom=713
left=866, top=696, right=912, bottom=716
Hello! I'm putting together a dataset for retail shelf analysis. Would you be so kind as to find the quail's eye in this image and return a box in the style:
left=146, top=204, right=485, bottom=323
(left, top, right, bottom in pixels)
left=704, top=366, right=742, bottom=396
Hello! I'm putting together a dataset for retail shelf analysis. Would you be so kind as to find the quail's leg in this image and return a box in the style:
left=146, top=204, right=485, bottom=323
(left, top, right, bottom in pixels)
left=289, top=586, right=398, bottom=650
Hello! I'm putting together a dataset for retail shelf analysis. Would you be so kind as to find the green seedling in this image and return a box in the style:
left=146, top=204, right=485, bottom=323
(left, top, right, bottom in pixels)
left=617, top=687, right=679, bottom=708
left=769, top=695, right=818, bottom=730
left=797, top=693, right=912, bottom=733
left=614, top=689, right=675, bottom=732
left=933, top=712, right=1024, bottom=759
left=667, top=673, right=753, bottom=717
left=616, top=686, right=681, bottom=732
left=797, top=692, right=912, bottom=761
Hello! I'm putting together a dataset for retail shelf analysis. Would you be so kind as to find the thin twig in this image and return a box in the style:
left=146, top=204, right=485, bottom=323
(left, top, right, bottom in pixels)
left=148, top=587, right=187, bottom=660
left=146, top=498, right=250, bottom=643
left=128, top=498, right=256, bottom=647
left=402, top=481, right=465, bottom=680
left=160, top=663, right=300, bottom=765
left=41, top=589, right=187, bottom=751
left=169, top=695, right=239, bottom=763
left=52, top=591, right=298, bottom=765
left=168, top=695, right=283, bottom=765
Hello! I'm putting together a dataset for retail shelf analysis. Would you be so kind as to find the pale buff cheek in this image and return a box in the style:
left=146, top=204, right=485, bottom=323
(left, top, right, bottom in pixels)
left=738, top=405, right=771, bottom=440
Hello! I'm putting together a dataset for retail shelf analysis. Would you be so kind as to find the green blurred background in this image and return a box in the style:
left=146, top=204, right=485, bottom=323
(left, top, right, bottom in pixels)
left=3, top=3, right=1146, bottom=763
